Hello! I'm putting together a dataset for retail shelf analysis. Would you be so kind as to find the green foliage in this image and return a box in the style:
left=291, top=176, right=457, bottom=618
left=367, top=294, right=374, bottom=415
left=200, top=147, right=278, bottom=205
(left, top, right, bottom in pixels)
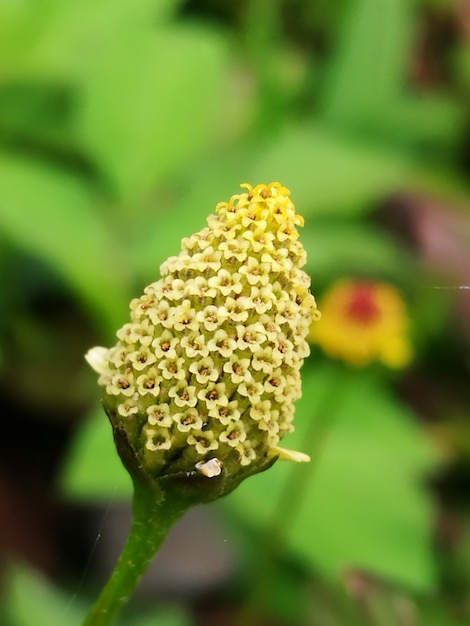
left=2, top=563, right=190, bottom=626
left=0, top=153, right=129, bottom=330
left=302, top=221, right=415, bottom=281
left=61, top=407, right=131, bottom=499
left=322, top=0, right=463, bottom=152
left=2, top=564, right=86, bottom=626
left=63, top=364, right=438, bottom=590
left=76, top=23, right=227, bottom=202
left=252, top=125, right=409, bottom=214
left=227, top=364, right=438, bottom=590
left=322, top=0, right=415, bottom=133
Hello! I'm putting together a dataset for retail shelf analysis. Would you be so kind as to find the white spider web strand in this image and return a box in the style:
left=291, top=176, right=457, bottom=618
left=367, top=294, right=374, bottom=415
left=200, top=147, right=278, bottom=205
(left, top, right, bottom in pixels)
left=423, top=285, right=469, bottom=290
left=63, top=487, right=117, bottom=616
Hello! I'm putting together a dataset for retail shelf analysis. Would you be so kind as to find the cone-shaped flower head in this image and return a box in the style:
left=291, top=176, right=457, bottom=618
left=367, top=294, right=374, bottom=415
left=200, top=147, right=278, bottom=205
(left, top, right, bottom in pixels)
left=87, top=183, right=319, bottom=494
left=309, top=279, right=411, bottom=368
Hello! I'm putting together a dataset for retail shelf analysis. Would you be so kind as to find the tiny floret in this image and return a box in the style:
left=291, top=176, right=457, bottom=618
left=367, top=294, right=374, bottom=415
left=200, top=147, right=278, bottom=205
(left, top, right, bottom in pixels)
left=86, top=346, right=110, bottom=376
left=87, top=183, right=319, bottom=482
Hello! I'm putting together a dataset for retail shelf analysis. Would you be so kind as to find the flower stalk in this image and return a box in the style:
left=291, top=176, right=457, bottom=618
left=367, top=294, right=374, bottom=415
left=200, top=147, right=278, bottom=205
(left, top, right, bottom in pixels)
left=82, top=479, right=187, bottom=626
left=84, top=182, right=319, bottom=625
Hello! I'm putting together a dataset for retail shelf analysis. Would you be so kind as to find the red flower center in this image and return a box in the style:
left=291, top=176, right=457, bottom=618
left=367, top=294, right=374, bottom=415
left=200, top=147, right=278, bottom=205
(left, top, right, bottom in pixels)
left=345, top=282, right=380, bottom=325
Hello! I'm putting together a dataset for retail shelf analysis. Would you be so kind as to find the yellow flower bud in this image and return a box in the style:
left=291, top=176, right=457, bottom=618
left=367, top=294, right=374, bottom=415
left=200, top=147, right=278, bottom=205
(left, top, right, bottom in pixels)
left=86, top=182, right=320, bottom=493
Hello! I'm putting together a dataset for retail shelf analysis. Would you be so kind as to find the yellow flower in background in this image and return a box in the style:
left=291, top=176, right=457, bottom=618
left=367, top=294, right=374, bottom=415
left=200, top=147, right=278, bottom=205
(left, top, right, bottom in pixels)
left=309, top=279, right=411, bottom=368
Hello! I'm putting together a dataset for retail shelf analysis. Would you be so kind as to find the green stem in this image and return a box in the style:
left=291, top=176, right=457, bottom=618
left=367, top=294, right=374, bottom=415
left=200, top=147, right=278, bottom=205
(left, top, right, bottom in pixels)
left=244, top=0, right=284, bottom=136
left=82, top=480, right=189, bottom=626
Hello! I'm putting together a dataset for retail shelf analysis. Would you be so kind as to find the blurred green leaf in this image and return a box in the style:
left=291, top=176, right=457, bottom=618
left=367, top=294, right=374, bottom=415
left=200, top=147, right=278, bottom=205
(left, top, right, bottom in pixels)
left=418, top=601, right=467, bottom=626
left=256, top=564, right=310, bottom=625
left=304, top=580, right=367, bottom=626
left=302, top=221, right=415, bottom=282
left=322, top=0, right=413, bottom=131
left=130, top=150, right=259, bottom=279
left=3, top=563, right=85, bottom=626
left=228, top=364, right=439, bottom=590
left=0, top=81, right=73, bottom=148
left=3, top=563, right=191, bottom=626
left=0, top=0, right=56, bottom=77
left=130, top=123, right=410, bottom=282
left=382, top=94, right=464, bottom=154
left=20, top=0, right=184, bottom=79
left=0, top=153, right=129, bottom=331
left=252, top=125, right=407, bottom=215
left=61, top=406, right=131, bottom=499
left=123, top=605, right=191, bottom=626
left=321, top=0, right=463, bottom=153
left=454, top=41, right=470, bottom=93
left=77, top=23, right=227, bottom=202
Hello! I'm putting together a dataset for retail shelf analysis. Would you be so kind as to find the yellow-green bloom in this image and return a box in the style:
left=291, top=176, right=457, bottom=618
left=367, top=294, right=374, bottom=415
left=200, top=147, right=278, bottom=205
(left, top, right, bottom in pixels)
left=87, top=182, right=319, bottom=490
left=309, top=279, right=411, bottom=368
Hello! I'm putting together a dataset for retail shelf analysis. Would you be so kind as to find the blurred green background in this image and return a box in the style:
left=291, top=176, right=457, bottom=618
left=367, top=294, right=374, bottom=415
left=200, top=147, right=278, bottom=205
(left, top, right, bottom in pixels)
left=1, top=0, right=470, bottom=625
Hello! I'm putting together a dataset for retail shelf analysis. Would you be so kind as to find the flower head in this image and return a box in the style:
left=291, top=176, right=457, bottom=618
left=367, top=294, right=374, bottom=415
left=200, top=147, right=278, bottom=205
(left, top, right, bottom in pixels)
left=86, top=182, right=319, bottom=495
left=308, top=279, right=411, bottom=368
